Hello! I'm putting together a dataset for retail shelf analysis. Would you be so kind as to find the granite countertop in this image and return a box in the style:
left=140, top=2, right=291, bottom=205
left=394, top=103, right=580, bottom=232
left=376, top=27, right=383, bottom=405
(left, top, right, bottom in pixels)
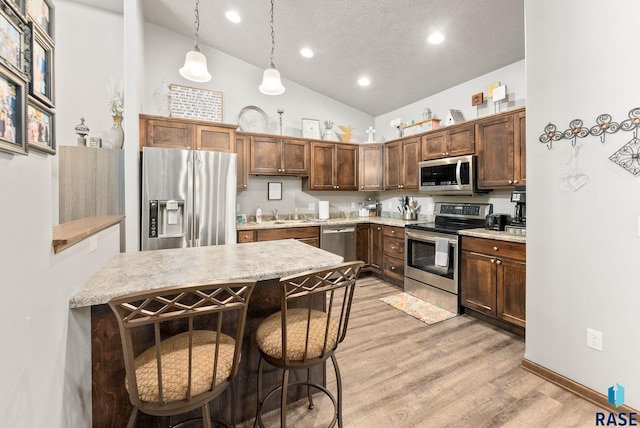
left=458, top=228, right=526, bottom=244
left=237, top=216, right=420, bottom=231
left=69, top=240, right=343, bottom=308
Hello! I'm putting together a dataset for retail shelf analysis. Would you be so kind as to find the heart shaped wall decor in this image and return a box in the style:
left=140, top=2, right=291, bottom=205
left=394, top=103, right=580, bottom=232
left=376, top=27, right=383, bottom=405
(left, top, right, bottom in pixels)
left=561, top=172, right=589, bottom=191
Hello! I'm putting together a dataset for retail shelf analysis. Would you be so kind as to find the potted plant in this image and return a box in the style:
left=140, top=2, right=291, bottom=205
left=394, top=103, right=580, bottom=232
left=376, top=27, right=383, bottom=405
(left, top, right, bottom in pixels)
left=323, top=120, right=338, bottom=141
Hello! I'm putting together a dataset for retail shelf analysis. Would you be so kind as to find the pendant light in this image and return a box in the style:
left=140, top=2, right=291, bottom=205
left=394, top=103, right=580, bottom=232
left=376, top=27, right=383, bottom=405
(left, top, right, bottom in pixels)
left=259, top=0, right=285, bottom=95
left=179, top=0, right=212, bottom=83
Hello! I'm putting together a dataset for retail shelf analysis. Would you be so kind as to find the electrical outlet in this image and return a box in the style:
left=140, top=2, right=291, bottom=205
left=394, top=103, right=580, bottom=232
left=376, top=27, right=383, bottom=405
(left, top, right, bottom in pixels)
left=351, top=202, right=356, bottom=209
left=586, top=328, right=603, bottom=351
left=89, top=235, right=98, bottom=253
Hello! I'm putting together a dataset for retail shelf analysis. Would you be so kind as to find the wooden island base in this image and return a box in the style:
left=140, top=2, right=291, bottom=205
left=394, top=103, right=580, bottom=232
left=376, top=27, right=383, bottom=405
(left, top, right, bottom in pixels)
left=91, top=278, right=324, bottom=427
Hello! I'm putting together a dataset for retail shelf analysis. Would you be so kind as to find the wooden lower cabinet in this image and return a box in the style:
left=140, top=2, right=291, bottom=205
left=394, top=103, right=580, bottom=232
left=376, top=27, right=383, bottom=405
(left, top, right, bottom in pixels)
left=381, top=226, right=404, bottom=284
left=356, top=223, right=383, bottom=273
left=460, top=236, right=526, bottom=331
left=238, top=226, right=320, bottom=247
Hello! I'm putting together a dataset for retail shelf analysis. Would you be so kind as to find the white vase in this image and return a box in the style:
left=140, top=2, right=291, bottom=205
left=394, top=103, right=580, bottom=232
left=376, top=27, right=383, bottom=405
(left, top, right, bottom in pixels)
left=109, top=116, right=124, bottom=149
left=323, top=129, right=338, bottom=141
left=395, top=127, right=403, bottom=139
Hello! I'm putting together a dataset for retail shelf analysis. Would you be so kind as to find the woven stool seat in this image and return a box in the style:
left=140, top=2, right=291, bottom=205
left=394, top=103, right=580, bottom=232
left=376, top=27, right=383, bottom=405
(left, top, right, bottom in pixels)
left=109, top=280, right=255, bottom=428
left=253, top=261, right=364, bottom=428
left=257, top=309, right=339, bottom=360
left=130, top=331, right=235, bottom=403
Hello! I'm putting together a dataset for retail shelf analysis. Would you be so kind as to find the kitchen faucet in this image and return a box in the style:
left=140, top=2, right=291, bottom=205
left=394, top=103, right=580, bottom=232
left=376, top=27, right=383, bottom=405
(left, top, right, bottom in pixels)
left=273, top=209, right=278, bottom=221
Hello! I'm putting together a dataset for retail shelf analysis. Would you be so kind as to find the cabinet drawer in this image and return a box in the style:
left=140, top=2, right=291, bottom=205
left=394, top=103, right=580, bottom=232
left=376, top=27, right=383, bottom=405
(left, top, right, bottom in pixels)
left=383, top=256, right=404, bottom=281
left=462, top=236, right=525, bottom=261
left=256, top=226, right=320, bottom=241
left=383, top=235, right=404, bottom=258
left=237, top=231, right=256, bottom=243
left=298, top=237, right=320, bottom=248
left=383, top=226, right=403, bottom=238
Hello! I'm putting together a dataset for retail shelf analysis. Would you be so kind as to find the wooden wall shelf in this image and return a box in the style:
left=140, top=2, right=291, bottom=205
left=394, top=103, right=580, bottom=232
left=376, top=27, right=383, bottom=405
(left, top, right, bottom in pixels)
left=52, top=215, right=125, bottom=254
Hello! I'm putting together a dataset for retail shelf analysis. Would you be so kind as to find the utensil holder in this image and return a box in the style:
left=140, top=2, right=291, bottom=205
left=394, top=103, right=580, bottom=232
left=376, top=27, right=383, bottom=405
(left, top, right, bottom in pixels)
left=403, top=212, right=417, bottom=220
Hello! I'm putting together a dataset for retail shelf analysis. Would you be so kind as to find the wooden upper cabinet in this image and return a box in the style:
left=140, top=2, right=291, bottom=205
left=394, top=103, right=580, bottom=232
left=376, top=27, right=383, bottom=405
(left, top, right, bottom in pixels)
left=281, top=139, right=310, bottom=175
left=139, top=114, right=236, bottom=152
left=476, top=108, right=525, bottom=189
left=140, top=116, right=194, bottom=150
left=514, top=110, right=526, bottom=186
left=249, top=136, right=309, bottom=176
left=308, top=142, right=358, bottom=190
left=196, top=124, right=236, bottom=152
left=309, top=142, right=334, bottom=190
left=384, top=141, right=402, bottom=190
left=385, top=137, right=420, bottom=190
left=250, top=136, right=280, bottom=174
left=402, top=137, right=420, bottom=190
left=359, top=143, right=384, bottom=191
left=235, top=135, right=249, bottom=190
left=421, top=123, right=475, bottom=160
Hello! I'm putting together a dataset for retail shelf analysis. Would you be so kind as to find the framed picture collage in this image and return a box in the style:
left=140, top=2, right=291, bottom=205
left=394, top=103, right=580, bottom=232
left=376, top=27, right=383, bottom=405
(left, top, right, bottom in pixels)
left=0, top=0, right=55, bottom=155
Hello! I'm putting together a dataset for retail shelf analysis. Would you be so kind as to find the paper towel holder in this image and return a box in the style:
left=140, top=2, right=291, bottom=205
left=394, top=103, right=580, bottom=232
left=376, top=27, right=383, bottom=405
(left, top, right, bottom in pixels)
left=318, top=200, right=330, bottom=220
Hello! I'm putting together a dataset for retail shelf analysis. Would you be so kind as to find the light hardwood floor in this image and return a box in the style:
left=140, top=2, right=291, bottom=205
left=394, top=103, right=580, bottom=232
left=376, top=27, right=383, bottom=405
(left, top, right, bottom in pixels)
left=240, top=276, right=603, bottom=428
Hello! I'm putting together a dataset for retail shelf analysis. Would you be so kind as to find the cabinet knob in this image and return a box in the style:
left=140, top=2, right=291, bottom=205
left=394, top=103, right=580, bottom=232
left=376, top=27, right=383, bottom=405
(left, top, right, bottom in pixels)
left=336, top=185, right=340, bottom=189
left=243, top=184, right=247, bottom=188
left=361, top=186, right=364, bottom=189
left=493, top=246, right=498, bottom=251
left=400, top=184, right=405, bottom=189
left=490, top=258, right=496, bottom=263
left=441, top=153, right=446, bottom=157
left=377, top=227, right=381, bottom=231
left=391, top=246, right=396, bottom=250
left=514, top=180, right=519, bottom=184
left=508, top=180, right=513, bottom=184
left=496, top=260, right=502, bottom=265
left=445, top=152, right=450, bottom=156
left=391, top=266, right=396, bottom=270
left=282, top=169, right=285, bottom=173
left=391, top=230, right=395, bottom=234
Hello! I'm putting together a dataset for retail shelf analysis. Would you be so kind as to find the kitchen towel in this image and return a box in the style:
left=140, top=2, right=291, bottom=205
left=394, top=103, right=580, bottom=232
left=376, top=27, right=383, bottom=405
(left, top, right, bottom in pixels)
left=318, top=201, right=330, bottom=220
left=434, top=237, right=449, bottom=268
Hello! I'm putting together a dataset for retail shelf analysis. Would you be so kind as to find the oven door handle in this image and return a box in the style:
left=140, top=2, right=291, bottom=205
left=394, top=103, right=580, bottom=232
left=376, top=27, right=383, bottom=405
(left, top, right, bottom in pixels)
left=405, top=231, right=457, bottom=246
left=455, top=159, right=462, bottom=189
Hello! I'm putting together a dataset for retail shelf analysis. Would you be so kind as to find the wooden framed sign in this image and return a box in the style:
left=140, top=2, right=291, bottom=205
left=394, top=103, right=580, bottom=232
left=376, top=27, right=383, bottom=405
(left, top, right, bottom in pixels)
left=170, top=84, right=223, bottom=123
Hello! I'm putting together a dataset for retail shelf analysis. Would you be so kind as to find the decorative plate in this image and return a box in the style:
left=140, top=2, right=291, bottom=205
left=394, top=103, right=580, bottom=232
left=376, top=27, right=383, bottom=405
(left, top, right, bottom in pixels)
left=238, top=106, right=269, bottom=133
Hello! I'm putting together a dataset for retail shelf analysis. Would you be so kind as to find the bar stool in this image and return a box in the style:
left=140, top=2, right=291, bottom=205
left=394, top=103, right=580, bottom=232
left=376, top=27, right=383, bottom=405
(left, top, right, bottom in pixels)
left=108, top=279, right=256, bottom=428
left=253, top=261, right=364, bottom=427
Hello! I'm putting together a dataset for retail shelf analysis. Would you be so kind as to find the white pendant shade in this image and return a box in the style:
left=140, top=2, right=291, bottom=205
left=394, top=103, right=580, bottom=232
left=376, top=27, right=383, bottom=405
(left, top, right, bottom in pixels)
left=179, top=49, right=212, bottom=83
left=259, top=67, right=285, bottom=95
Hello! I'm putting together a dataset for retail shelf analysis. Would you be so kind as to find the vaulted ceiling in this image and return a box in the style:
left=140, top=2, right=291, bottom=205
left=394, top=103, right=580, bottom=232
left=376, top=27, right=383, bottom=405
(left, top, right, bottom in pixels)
left=76, top=0, right=525, bottom=117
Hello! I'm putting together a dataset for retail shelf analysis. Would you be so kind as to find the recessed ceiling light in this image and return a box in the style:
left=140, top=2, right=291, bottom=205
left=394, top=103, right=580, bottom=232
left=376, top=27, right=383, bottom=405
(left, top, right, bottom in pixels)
left=358, top=77, right=370, bottom=87
left=300, top=48, right=314, bottom=58
left=428, top=32, right=445, bottom=44
left=225, top=11, right=241, bottom=23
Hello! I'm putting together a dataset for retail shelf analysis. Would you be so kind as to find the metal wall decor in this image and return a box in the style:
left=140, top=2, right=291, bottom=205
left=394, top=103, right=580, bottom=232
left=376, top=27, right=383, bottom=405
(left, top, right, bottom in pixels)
left=539, top=108, right=640, bottom=149
left=540, top=108, right=640, bottom=178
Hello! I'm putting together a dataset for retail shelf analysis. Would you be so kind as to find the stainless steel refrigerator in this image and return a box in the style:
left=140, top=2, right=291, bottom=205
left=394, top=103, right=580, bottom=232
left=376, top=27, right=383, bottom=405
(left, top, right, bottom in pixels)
left=141, top=147, right=237, bottom=251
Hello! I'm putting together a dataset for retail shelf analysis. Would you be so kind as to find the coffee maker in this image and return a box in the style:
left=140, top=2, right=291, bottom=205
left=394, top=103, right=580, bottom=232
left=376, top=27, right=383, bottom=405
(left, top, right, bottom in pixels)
left=510, top=185, right=526, bottom=226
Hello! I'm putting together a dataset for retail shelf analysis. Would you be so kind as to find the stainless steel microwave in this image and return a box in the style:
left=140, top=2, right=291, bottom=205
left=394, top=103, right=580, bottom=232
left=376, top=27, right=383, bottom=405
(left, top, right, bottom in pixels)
left=419, top=155, right=483, bottom=195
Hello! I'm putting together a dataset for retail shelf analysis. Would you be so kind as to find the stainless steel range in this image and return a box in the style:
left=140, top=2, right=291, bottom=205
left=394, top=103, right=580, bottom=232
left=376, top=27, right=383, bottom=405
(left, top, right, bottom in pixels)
left=404, top=202, right=492, bottom=314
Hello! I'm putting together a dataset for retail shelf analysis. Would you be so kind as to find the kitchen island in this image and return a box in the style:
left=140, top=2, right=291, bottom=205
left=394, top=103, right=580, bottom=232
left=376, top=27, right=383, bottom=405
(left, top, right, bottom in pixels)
left=71, top=239, right=343, bottom=427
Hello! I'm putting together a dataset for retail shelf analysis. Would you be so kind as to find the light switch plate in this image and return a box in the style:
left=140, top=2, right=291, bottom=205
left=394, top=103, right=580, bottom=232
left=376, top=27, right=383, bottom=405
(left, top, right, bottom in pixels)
left=89, top=235, right=98, bottom=253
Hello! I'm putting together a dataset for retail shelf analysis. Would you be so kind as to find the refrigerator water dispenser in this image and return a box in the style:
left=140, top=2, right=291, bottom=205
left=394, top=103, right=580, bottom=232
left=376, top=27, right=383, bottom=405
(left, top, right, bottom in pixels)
left=149, top=199, right=186, bottom=238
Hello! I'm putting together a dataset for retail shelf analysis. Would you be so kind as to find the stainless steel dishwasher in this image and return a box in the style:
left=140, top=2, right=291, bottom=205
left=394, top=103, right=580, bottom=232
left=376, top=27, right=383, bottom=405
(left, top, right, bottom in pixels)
left=321, top=225, right=356, bottom=261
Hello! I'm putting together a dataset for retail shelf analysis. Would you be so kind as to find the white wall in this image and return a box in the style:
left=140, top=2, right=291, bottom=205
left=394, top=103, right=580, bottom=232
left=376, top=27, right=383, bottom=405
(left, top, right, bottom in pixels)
left=375, top=60, right=526, bottom=141
left=526, top=0, right=640, bottom=409
left=143, top=23, right=374, bottom=143
left=0, top=2, right=125, bottom=426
